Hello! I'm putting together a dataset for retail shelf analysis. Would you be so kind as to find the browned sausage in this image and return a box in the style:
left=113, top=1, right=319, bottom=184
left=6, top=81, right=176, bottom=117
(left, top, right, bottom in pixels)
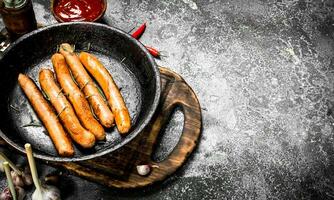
left=18, top=74, right=74, bottom=156
left=79, top=52, right=131, bottom=134
left=52, top=53, right=105, bottom=140
left=39, top=69, right=95, bottom=148
left=59, top=43, right=115, bottom=128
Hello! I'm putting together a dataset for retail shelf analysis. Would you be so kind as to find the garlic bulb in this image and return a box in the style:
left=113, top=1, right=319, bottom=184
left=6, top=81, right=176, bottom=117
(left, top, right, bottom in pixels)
left=10, top=168, right=33, bottom=188
left=2, top=162, right=26, bottom=200
left=0, top=152, right=32, bottom=188
left=0, top=187, right=26, bottom=200
left=32, top=184, right=60, bottom=200
left=0, top=152, right=30, bottom=187
left=0, top=187, right=11, bottom=200
left=25, top=144, right=61, bottom=200
left=3, top=162, right=17, bottom=200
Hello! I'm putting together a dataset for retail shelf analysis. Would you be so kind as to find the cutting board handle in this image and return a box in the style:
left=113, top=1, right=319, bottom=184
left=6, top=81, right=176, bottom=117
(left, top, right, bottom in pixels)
left=143, top=67, right=202, bottom=181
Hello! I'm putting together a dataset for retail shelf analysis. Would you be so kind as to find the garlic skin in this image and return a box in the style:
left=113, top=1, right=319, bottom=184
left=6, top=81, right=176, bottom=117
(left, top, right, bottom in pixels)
left=10, top=171, right=24, bottom=187
left=136, top=165, right=151, bottom=176
left=0, top=186, right=26, bottom=200
left=0, top=188, right=11, bottom=200
left=32, top=184, right=61, bottom=200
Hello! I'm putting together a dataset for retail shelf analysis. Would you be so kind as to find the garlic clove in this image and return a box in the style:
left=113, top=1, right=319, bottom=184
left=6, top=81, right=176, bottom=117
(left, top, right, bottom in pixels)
left=32, top=184, right=61, bottom=200
left=10, top=171, right=24, bottom=188
left=136, top=165, right=151, bottom=176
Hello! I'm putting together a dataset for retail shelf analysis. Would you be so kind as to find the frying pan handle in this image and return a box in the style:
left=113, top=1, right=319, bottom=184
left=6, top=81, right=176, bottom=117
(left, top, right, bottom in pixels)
left=145, top=67, right=201, bottom=181
left=0, top=38, right=11, bottom=59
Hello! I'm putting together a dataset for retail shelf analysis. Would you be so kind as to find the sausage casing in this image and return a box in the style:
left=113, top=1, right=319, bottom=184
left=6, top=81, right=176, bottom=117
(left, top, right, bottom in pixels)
left=52, top=53, right=105, bottom=140
left=79, top=52, right=131, bottom=134
left=39, top=69, right=96, bottom=148
left=18, top=73, right=74, bottom=156
left=59, top=43, right=115, bottom=128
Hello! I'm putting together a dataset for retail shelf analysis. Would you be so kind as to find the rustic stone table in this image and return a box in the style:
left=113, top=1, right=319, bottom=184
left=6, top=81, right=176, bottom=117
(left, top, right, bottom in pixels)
left=1, top=0, right=334, bottom=199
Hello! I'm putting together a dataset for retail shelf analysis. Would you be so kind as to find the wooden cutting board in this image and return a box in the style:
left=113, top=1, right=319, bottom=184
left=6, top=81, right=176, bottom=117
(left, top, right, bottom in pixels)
left=51, top=67, right=202, bottom=188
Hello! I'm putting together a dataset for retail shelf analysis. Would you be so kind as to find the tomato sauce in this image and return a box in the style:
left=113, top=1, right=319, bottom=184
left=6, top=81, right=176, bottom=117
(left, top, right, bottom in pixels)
left=53, top=0, right=105, bottom=22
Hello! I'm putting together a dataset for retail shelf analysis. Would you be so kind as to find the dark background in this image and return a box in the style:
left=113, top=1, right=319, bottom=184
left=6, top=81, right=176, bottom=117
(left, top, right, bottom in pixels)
left=2, top=0, right=334, bottom=199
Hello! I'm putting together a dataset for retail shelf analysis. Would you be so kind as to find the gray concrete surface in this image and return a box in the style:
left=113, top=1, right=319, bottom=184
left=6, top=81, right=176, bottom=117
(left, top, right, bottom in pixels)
left=2, top=0, right=334, bottom=199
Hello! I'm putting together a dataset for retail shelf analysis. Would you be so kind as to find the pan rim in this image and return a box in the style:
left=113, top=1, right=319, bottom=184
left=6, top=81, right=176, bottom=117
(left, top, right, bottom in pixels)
left=0, top=22, right=161, bottom=162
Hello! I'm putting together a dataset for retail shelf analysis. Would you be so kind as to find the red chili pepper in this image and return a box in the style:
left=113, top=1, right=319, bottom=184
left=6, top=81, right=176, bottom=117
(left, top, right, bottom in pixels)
left=131, top=22, right=146, bottom=39
left=130, top=22, right=164, bottom=58
left=145, top=46, right=160, bottom=58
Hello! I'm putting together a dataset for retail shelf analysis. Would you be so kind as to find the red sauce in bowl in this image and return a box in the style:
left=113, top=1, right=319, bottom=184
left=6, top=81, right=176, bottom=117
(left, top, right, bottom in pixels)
left=53, top=0, right=105, bottom=22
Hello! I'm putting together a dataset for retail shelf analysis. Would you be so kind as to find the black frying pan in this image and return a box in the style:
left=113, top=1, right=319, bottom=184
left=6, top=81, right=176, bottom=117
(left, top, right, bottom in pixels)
left=0, top=22, right=160, bottom=162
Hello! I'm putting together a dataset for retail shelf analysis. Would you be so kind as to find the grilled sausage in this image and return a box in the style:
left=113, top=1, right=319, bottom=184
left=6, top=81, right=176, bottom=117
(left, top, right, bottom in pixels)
left=52, top=53, right=105, bottom=140
left=59, top=43, right=115, bottom=128
left=18, top=74, right=74, bottom=156
left=39, top=69, right=95, bottom=148
left=79, top=52, right=131, bottom=134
